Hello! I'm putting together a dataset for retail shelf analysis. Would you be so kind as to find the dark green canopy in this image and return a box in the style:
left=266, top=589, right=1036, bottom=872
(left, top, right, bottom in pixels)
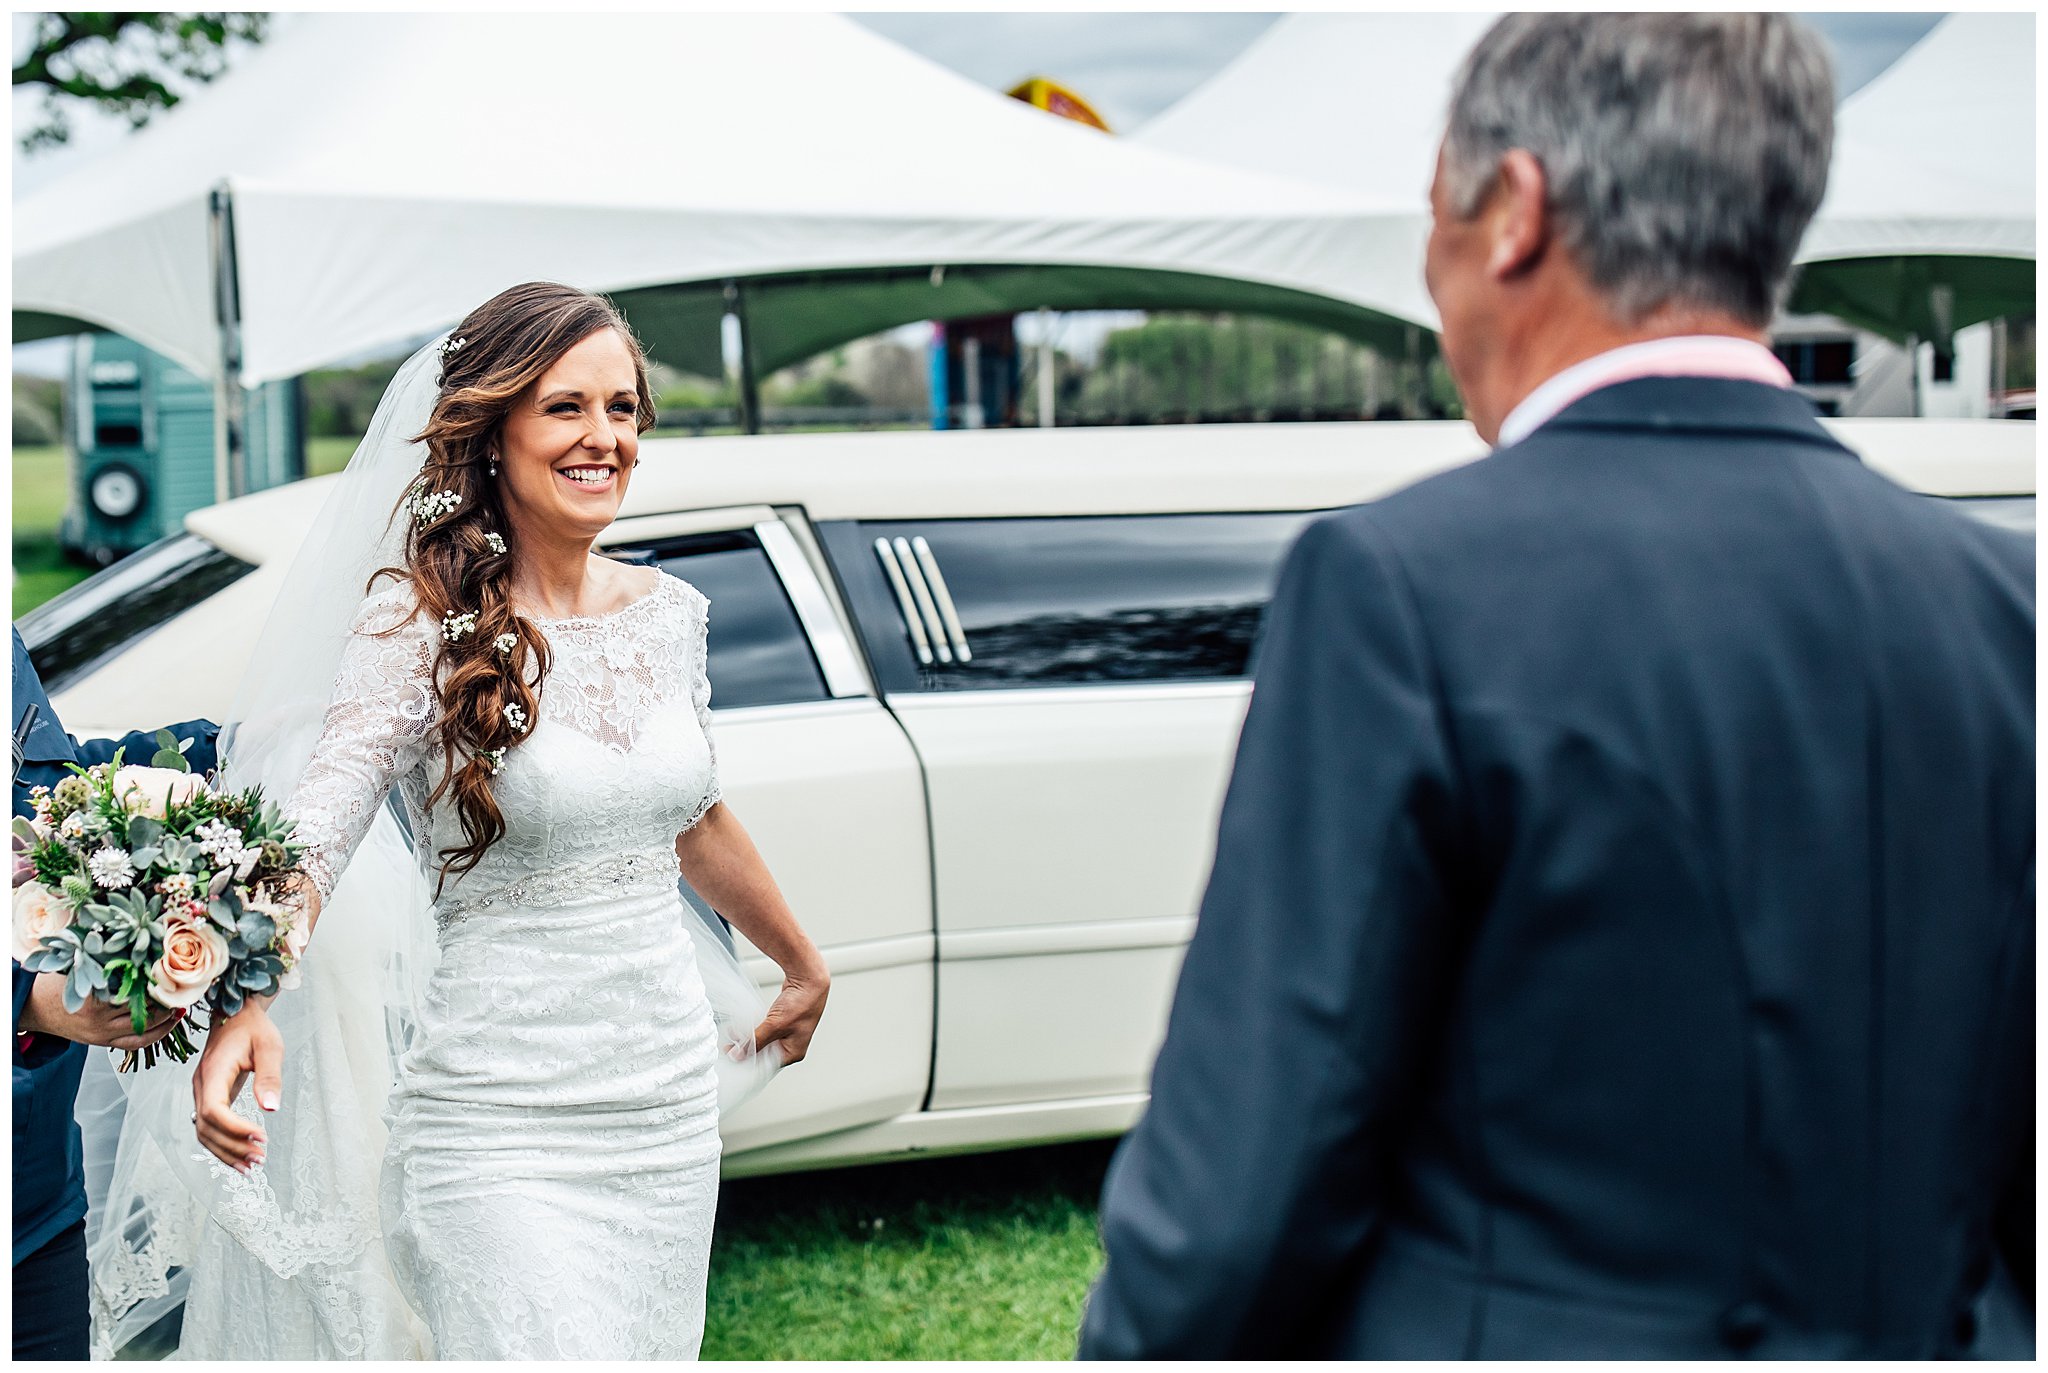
left=1788, top=254, right=2034, bottom=355
left=613, top=264, right=1433, bottom=381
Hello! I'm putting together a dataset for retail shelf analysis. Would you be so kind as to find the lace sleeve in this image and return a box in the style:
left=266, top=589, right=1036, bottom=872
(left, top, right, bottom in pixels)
left=681, top=579, right=721, bottom=828
left=285, top=585, right=439, bottom=900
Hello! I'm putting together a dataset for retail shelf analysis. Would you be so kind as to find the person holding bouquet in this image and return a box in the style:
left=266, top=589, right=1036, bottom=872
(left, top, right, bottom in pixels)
left=87, top=282, right=829, bottom=1360
left=11, top=625, right=218, bottom=1360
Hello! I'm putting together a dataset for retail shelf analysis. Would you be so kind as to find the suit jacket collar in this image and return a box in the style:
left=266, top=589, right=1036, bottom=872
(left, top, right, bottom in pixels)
left=1531, top=376, right=1846, bottom=451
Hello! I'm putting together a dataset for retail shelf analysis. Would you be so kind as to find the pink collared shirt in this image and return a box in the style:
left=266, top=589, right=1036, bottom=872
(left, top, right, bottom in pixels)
left=1495, top=336, right=1795, bottom=449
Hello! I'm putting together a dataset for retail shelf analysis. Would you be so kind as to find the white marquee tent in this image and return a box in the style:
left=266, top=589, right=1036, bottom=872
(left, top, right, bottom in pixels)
left=1788, top=11, right=2035, bottom=349
left=1140, top=11, right=2035, bottom=347
left=1136, top=11, right=1494, bottom=336
left=13, top=11, right=1436, bottom=406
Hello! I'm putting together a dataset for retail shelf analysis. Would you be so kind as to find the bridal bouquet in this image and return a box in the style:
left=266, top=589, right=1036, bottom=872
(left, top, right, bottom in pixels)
left=14, top=733, right=313, bottom=1069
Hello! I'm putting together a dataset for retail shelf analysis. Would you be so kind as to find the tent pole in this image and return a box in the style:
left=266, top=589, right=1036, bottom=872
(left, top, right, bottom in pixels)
left=1906, top=332, right=1921, bottom=417
left=208, top=184, right=246, bottom=502
left=1036, top=307, right=1055, bottom=428
left=724, top=279, right=761, bottom=435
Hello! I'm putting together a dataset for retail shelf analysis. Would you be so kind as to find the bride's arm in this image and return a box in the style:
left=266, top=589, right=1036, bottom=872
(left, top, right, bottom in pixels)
left=192, top=588, right=437, bottom=1171
left=674, top=803, right=829, bottom=1065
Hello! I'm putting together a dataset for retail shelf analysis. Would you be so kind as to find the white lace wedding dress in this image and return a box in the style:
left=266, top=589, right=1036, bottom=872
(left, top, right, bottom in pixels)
left=184, top=569, right=728, bottom=1359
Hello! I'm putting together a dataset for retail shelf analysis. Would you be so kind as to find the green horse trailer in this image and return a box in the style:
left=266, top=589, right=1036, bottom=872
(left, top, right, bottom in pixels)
left=61, top=334, right=303, bottom=565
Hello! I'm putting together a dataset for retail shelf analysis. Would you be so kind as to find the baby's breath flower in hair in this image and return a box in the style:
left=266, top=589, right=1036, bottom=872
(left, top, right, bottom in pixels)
left=409, top=479, right=463, bottom=527
left=485, top=532, right=507, bottom=555
left=494, top=632, right=518, bottom=658
left=442, top=611, right=479, bottom=644
left=481, top=747, right=506, bottom=776
left=503, top=703, right=530, bottom=735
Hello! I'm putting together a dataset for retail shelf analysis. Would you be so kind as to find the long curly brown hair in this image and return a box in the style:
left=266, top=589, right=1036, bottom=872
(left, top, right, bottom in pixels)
left=369, top=282, right=657, bottom=894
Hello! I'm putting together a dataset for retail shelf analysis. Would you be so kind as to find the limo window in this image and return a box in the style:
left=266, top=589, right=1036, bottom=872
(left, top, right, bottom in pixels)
left=609, top=529, right=830, bottom=710
left=19, top=532, right=257, bottom=693
left=820, top=512, right=1317, bottom=693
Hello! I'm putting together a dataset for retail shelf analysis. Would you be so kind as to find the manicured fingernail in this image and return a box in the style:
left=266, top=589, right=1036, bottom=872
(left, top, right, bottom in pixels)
left=259, top=1091, right=278, bottom=1111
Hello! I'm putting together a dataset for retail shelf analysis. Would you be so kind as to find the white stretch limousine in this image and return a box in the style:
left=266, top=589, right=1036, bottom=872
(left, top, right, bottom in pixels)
left=20, top=419, right=2035, bottom=1174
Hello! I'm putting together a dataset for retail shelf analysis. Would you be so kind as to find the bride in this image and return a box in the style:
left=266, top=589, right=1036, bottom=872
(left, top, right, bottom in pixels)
left=86, top=282, right=828, bottom=1359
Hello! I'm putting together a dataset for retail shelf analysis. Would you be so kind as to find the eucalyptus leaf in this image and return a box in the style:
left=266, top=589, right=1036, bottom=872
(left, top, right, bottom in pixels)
left=127, top=816, right=163, bottom=849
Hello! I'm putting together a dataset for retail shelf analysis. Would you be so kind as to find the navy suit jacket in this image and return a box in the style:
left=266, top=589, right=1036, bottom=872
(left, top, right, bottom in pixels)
left=11, top=627, right=219, bottom=1265
left=1080, top=379, right=2035, bottom=1358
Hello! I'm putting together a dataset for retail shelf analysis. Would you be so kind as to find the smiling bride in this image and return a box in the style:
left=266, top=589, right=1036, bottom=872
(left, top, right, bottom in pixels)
left=89, top=282, right=831, bottom=1359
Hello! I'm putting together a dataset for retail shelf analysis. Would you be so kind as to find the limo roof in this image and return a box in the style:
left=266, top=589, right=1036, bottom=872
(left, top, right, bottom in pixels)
left=187, top=418, right=2034, bottom=567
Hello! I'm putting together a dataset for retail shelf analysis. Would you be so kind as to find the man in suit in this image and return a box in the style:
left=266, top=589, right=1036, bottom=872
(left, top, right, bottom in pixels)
left=1081, top=13, right=2032, bottom=1359
left=13, top=626, right=219, bottom=1359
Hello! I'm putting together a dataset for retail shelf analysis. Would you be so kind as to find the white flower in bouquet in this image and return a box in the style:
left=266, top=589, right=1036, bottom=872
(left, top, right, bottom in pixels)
left=149, top=908, right=233, bottom=1010
left=58, top=812, right=88, bottom=842
left=110, top=765, right=209, bottom=820
left=13, top=881, right=68, bottom=964
left=194, top=819, right=242, bottom=864
left=88, top=846, right=136, bottom=891
left=158, top=873, right=197, bottom=901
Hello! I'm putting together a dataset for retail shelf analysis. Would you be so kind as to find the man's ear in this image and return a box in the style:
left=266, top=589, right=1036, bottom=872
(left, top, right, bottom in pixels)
left=1487, top=148, right=1550, bottom=281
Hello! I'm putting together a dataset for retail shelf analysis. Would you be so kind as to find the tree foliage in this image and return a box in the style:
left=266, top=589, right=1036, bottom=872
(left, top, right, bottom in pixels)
left=13, top=12, right=268, bottom=153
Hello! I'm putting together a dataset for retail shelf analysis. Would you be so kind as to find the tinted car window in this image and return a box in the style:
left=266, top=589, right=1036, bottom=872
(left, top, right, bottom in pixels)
left=609, top=529, right=829, bottom=710
left=18, top=533, right=256, bottom=693
left=1947, top=495, right=2035, bottom=535
left=820, top=512, right=1316, bottom=694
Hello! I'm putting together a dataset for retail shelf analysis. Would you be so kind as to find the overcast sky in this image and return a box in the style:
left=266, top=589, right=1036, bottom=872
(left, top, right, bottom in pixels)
left=851, top=12, right=1944, bottom=131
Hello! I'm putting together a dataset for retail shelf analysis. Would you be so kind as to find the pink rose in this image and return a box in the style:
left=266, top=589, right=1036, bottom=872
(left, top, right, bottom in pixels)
left=110, top=766, right=209, bottom=820
left=12, top=881, right=69, bottom=964
left=148, top=910, right=231, bottom=1010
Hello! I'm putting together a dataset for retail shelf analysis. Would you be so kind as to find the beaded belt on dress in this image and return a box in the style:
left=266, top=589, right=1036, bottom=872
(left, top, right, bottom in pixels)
left=434, top=850, right=682, bottom=929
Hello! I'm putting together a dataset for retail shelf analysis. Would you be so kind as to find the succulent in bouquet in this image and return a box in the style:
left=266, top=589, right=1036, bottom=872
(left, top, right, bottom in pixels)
left=14, top=730, right=313, bottom=1070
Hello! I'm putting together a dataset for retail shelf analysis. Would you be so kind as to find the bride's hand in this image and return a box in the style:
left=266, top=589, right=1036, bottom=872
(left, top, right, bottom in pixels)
left=750, top=962, right=829, bottom=1066
left=192, top=1002, right=284, bottom=1172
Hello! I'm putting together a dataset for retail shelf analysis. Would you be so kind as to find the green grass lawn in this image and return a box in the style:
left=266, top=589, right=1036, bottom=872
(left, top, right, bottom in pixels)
left=703, top=1139, right=1115, bottom=1359
left=13, top=444, right=89, bottom=618
left=110, top=1139, right=1116, bottom=1360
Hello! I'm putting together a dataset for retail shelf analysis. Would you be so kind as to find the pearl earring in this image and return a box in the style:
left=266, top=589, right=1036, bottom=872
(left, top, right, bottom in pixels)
left=487, top=455, right=499, bottom=477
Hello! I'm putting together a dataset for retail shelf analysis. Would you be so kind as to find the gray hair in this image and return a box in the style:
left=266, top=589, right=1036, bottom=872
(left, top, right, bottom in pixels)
left=1441, top=13, right=1835, bottom=326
